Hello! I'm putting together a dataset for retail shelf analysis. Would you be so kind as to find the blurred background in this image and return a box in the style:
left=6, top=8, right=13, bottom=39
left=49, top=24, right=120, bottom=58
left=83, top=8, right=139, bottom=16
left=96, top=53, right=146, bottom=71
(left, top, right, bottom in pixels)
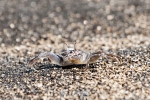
left=0, top=0, right=150, bottom=52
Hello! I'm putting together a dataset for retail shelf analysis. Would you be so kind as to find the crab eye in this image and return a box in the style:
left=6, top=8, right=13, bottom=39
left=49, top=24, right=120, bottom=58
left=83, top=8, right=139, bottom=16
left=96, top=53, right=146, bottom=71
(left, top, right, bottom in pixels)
left=70, top=50, right=74, bottom=53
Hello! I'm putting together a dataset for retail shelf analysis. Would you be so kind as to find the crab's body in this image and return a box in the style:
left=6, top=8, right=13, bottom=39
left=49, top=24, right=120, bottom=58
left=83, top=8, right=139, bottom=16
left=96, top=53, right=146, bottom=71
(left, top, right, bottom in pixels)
left=29, top=49, right=100, bottom=66
left=28, top=43, right=121, bottom=67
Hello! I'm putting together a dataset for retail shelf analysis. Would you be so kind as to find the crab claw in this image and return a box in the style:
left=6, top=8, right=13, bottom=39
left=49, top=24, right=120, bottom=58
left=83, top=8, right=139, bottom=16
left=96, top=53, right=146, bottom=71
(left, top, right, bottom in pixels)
left=28, top=57, right=40, bottom=66
left=28, top=52, right=62, bottom=66
left=89, top=54, right=100, bottom=64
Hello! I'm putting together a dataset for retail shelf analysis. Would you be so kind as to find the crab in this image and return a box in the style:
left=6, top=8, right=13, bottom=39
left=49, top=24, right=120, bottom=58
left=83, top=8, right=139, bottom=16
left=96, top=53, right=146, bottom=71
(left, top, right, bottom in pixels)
left=28, top=43, right=121, bottom=67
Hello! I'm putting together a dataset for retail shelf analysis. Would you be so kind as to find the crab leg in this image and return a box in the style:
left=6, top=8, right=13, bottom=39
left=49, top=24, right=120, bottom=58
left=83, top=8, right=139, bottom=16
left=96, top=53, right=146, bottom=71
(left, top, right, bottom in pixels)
left=86, top=50, right=122, bottom=66
left=104, top=53, right=122, bottom=62
left=28, top=52, right=62, bottom=66
left=92, top=50, right=122, bottom=62
left=88, top=54, right=101, bottom=64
